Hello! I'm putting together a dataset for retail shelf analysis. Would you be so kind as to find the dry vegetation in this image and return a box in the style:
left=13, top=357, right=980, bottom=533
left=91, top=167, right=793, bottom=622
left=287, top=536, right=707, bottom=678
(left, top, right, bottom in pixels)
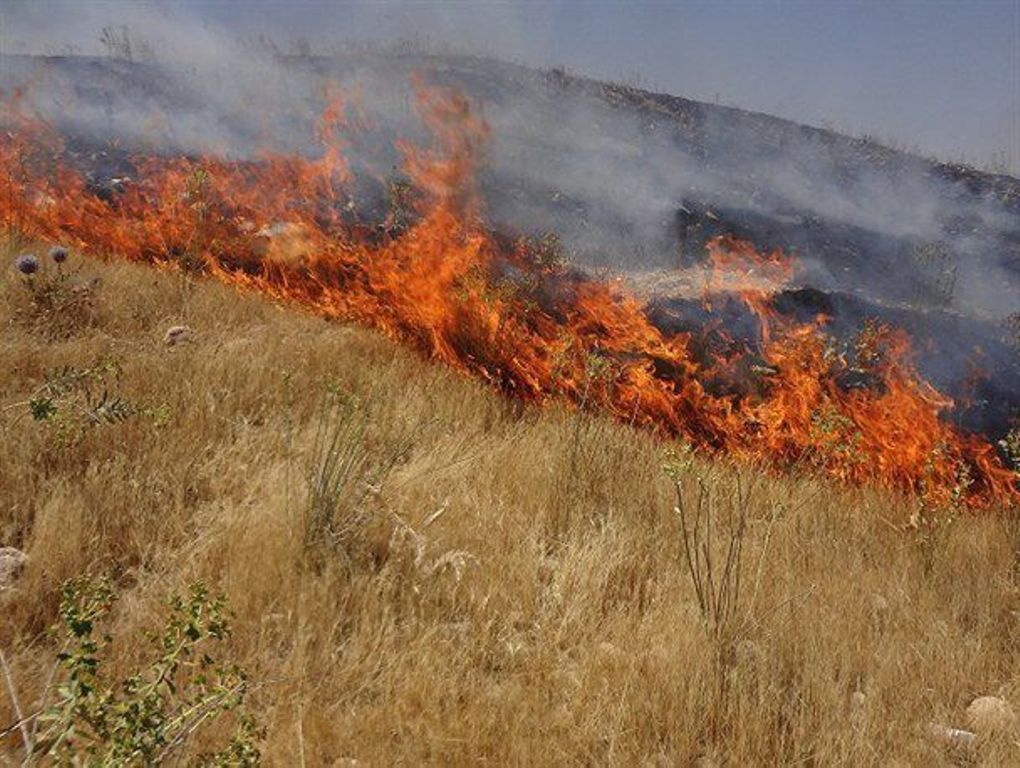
left=2, top=243, right=1019, bottom=765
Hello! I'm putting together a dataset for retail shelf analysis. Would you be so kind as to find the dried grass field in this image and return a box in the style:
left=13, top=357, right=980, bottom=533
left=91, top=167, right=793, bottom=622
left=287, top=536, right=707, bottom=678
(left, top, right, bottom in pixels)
left=2, top=244, right=1019, bottom=765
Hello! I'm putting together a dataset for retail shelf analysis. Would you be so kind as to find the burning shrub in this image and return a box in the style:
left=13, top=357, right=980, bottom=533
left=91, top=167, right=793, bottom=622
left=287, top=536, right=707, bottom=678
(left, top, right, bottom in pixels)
left=808, top=404, right=864, bottom=471
left=519, top=231, right=568, bottom=270
left=1000, top=425, right=1020, bottom=474
left=386, top=175, right=419, bottom=235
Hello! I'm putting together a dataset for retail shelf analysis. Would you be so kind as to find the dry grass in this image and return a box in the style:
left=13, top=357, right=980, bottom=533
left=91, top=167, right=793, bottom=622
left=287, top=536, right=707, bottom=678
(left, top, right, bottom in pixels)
left=1, top=245, right=1019, bottom=765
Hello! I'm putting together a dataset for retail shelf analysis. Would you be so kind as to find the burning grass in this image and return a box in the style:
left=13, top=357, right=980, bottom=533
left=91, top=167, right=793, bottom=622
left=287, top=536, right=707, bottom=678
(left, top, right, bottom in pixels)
left=0, top=81, right=1016, bottom=509
left=2, top=245, right=1019, bottom=763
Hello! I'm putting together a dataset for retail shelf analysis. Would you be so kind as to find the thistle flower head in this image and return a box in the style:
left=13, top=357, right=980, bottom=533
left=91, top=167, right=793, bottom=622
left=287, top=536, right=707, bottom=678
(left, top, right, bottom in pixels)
left=49, top=245, right=69, bottom=264
left=15, top=254, right=39, bottom=275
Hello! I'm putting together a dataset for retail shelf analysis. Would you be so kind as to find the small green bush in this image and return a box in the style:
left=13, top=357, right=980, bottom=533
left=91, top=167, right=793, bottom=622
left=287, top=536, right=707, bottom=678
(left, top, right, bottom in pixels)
left=10, top=577, right=262, bottom=765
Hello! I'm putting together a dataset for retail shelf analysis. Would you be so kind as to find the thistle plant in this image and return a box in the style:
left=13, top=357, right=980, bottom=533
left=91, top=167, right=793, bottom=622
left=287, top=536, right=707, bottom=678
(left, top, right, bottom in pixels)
left=10, top=245, right=99, bottom=337
left=15, top=253, right=39, bottom=276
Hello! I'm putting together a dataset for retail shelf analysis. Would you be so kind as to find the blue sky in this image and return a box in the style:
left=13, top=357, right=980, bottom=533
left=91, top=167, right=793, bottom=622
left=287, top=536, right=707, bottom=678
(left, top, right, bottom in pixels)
left=2, top=0, right=1018, bottom=172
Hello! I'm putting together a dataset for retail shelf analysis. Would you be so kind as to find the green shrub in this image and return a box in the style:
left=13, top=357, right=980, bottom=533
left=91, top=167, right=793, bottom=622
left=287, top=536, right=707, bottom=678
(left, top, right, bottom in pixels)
left=8, top=577, right=262, bottom=765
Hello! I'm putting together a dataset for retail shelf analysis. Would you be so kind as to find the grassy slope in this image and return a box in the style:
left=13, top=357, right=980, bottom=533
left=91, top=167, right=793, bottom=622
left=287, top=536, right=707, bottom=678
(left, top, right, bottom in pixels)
left=1, top=249, right=1018, bottom=765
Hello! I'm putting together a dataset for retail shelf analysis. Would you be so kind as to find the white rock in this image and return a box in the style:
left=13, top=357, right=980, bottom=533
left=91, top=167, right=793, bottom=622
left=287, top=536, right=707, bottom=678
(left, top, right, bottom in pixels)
left=966, top=695, right=1017, bottom=736
left=0, top=547, right=27, bottom=589
left=849, top=690, right=868, bottom=728
left=868, top=593, right=890, bottom=632
left=869, top=592, right=889, bottom=614
left=597, top=641, right=619, bottom=657
left=929, top=722, right=976, bottom=747
left=163, top=325, right=192, bottom=346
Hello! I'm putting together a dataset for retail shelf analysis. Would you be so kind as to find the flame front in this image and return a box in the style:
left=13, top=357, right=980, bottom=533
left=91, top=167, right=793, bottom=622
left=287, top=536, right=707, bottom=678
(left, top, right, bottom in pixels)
left=2, top=81, right=1016, bottom=510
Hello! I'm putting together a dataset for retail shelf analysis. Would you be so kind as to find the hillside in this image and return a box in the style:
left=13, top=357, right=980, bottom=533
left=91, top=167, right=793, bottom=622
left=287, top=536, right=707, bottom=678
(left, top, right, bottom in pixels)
left=1, top=52, right=1018, bottom=511
left=2, top=50, right=1017, bottom=440
left=2, top=246, right=1019, bottom=764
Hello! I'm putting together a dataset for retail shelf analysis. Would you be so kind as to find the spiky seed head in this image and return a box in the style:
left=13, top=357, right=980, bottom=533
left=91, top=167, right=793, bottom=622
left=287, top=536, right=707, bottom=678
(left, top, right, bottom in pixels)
left=15, top=254, right=39, bottom=275
left=49, top=245, right=69, bottom=264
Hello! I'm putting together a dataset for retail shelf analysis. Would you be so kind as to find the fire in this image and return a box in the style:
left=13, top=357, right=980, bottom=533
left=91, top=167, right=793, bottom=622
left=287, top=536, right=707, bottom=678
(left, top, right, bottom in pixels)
left=1, top=81, right=1016, bottom=510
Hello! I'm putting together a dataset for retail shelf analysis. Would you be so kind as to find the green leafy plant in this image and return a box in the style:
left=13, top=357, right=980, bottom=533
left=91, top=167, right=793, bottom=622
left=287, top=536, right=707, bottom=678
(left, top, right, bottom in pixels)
left=142, top=402, right=174, bottom=430
left=8, top=362, right=134, bottom=443
left=2, top=576, right=263, bottom=765
left=29, top=395, right=58, bottom=422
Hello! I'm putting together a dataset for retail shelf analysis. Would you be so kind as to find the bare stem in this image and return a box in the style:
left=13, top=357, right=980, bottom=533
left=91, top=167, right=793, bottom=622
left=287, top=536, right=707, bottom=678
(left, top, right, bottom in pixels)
left=0, top=649, right=32, bottom=757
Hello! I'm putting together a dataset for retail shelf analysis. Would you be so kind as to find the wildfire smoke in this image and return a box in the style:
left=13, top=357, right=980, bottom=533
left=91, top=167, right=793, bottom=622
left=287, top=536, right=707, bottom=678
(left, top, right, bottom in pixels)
left=1, top=81, right=1015, bottom=510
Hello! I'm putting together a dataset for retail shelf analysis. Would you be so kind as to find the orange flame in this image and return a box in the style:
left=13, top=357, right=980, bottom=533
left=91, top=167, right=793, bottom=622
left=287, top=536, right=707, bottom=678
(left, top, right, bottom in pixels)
left=1, top=82, right=1015, bottom=511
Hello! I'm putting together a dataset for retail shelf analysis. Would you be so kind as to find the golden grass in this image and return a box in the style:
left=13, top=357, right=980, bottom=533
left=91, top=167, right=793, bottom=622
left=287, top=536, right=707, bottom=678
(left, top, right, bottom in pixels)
left=1, top=247, right=1019, bottom=765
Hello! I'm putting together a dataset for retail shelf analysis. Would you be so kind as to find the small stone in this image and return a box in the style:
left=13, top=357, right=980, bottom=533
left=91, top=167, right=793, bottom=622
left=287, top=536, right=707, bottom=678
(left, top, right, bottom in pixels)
left=598, top=641, right=615, bottom=654
left=929, top=722, right=977, bottom=748
left=868, top=593, right=890, bottom=632
left=735, top=639, right=763, bottom=671
left=0, top=547, right=27, bottom=589
left=966, top=695, right=1016, bottom=736
left=869, top=593, right=889, bottom=614
left=849, top=690, right=867, bottom=726
left=163, top=325, right=192, bottom=346
left=536, top=554, right=559, bottom=583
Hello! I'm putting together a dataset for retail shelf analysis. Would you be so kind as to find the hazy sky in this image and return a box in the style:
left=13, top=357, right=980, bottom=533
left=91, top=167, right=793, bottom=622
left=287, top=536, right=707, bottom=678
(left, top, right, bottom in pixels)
left=2, top=0, right=1018, bottom=173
